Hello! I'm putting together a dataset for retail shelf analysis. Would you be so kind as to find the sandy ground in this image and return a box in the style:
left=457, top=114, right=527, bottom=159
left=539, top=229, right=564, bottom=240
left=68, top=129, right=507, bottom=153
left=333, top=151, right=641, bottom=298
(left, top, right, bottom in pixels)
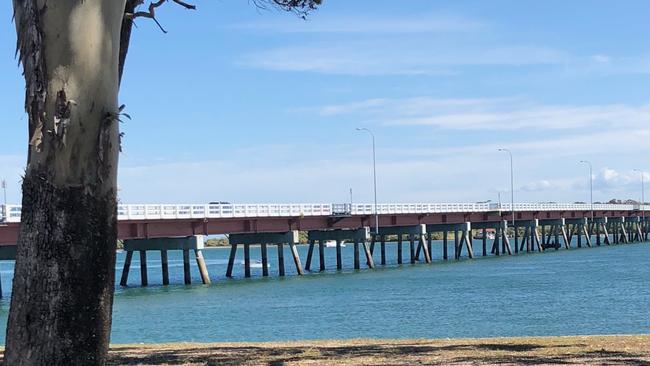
left=105, top=334, right=650, bottom=365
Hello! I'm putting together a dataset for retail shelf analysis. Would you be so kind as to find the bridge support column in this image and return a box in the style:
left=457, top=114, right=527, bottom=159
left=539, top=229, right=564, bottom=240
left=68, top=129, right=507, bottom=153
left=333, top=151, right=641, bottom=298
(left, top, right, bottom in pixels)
left=354, top=239, right=361, bottom=269
left=443, top=231, right=448, bottom=260
left=514, top=224, right=519, bottom=254
left=561, top=220, right=570, bottom=249
left=336, top=240, right=342, bottom=269
left=493, top=225, right=501, bottom=256
left=120, top=250, right=133, bottom=286
left=226, top=244, right=237, bottom=278
left=277, top=243, right=285, bottom=276
left=289, top=242, right=304, bottom=275
left=122, top=235, right=209, bottom=286
left=582, top=219, right=592, bottom=247
left=139, top=250, right=148, bottom=286
left=566, top=218, right=591, bottom=249
left=420, top=234, right=432, bottom=263
left=538, top=219, right=568, bottom=250
left=593, top=217, right=610, bottom=245
left=243, top=244, right=251, bottom=278
left=161, top=250, right=169, bottom=285
left=261, top=243, right=269, bottom=276
left=622, top=217, right=630, bottom=243
left=305, top=240, right=315, bottom=271
left=308, top=228, right=372, bottom=271
left=481, top=228, right=487, bottom=256
left=425, top=223, right=471, bottom=260
left=396, top=235, right=403, bottom=264
left=318, top=240, right=325, bottom=271
left=632, top=218, right=643, bottom=242
left=501, top=221, right=513, bottom=255
left=486, top=220, right=511, bottom=255
left=377, top=225, right=427, bottom=265
left=183, top=249, right=191, bottom=285
left=409, top=234, right=416, bottom=264
left=229, top=231, right=302, bottom=278
left=195, top=249, right=210, bottom=284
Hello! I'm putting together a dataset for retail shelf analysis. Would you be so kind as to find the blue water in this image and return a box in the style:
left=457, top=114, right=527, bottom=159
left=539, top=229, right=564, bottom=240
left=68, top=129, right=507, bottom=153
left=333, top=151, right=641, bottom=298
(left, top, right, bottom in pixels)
left=0, top=240, right=648, bottom=344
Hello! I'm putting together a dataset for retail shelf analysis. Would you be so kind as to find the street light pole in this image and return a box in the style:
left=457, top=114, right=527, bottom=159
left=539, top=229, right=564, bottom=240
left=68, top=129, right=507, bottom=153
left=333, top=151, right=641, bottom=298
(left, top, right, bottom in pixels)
left=580, top=161, right=594, bottom=223
left=1, top=179, right=6, bottom=222
left=634, top=169, right=645, bottom=238
left=498, top=148, right=515, bottom=252
left=1, top=179, right=6, bottom=207
left=356, top=128, right=379, bottom=235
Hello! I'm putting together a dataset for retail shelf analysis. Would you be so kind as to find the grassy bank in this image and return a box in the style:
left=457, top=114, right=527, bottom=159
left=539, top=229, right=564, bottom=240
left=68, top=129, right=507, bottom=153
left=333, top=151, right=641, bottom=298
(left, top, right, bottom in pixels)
left=103, top=335, right=650, bottom=365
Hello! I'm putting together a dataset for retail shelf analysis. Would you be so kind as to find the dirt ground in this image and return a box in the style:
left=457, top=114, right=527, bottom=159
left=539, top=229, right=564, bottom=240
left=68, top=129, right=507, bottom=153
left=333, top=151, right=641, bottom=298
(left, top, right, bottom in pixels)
left=106, top=334, right=650, bottom=365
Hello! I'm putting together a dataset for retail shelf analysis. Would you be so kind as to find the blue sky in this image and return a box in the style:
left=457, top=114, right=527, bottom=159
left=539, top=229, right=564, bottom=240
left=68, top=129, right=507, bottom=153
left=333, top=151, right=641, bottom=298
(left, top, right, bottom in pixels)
left=2, top=0, right=650, bottom=204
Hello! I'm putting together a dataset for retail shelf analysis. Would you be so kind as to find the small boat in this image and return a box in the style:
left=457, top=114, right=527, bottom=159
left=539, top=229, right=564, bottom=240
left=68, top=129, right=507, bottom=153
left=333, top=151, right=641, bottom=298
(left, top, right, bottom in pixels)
left=241, top=260, right=270, bottom=268
left=541, top=242, right=561, bottom=250
left=474, top=231, right=496, bottom=240
left=250, top=260, right=270, bottom=268
left=324, top=240, right=345, bottom=248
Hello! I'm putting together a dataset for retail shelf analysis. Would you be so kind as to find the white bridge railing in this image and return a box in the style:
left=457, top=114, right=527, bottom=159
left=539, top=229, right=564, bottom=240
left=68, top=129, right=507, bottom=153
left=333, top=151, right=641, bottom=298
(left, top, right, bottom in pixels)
left=1, top=203, right=649, bottom=223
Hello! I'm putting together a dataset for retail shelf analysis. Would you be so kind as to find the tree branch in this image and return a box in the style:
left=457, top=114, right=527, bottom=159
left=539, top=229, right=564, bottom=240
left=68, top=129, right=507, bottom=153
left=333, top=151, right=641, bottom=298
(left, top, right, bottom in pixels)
left=251, top=0, right=322, bottom=18
left=124, top=0, right=196, bottom=34
left=119, top=0, right=196, bottom=83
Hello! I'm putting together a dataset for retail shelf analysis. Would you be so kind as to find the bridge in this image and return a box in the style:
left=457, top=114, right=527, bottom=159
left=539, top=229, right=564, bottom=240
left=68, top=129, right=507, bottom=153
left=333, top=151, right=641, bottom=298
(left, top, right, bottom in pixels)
left=2, top=202, right=648, bottom=243
left=0, top=202, right=648, bottom=292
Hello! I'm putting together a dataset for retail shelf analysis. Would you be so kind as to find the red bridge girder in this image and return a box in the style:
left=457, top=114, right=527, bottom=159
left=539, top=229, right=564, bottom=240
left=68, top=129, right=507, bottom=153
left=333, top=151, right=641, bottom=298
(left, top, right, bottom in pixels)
left=0, top=210, right=636, bottom=246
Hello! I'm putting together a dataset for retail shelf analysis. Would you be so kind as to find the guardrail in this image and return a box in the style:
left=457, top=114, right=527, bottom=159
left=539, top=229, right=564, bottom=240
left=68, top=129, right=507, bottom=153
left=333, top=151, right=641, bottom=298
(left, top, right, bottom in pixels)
left=2, top=202, right=650, bottom=223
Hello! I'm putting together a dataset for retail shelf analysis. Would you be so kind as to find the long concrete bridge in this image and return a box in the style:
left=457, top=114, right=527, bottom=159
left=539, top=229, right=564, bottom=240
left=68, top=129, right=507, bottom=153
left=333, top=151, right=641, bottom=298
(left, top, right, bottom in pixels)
left=1, top=202, right=648, bottom=292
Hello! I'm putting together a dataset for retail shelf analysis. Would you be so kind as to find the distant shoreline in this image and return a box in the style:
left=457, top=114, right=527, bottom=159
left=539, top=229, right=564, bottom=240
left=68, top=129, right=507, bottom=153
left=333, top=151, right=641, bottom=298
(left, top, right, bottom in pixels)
left=105, top=334, right=650, bottom=365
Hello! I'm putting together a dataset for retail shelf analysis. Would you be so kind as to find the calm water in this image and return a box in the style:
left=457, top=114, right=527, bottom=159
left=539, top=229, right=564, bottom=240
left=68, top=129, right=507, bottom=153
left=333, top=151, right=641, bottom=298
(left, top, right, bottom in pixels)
left=0, top=240, right=648, bottom=344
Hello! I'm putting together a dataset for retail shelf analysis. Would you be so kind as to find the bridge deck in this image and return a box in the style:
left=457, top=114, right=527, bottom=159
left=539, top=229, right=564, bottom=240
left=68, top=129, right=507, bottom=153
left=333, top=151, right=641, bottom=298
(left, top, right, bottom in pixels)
left=0, top=202, right=645, bottom=245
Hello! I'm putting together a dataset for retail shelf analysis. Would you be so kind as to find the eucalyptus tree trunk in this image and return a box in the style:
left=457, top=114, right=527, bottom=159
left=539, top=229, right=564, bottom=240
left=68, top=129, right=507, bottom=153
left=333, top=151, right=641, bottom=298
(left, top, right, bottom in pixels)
left=6, top=1, right=126, bottom=364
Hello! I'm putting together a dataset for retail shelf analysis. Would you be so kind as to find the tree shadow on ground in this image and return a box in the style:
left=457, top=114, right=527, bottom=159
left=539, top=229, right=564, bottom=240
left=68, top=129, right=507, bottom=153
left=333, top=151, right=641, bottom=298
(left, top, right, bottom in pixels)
left=106, top=341, right=650, bottom=366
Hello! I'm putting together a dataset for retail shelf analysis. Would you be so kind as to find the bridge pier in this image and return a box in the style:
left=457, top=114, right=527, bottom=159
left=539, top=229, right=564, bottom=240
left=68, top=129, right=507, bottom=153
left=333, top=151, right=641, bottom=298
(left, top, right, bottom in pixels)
left=228, top=231, right=302, bottom=278
left=538, top=219, right=568, bottom=250
left=608, top=217, right=628, bottom=244
left=307, top=228, right=373, bottom=271
left=375, top=225, right=430, bottom=265
left=121, top=235, right=210, bottom=286
left=472, top=221, right=511, bottom=256
left=510, top=219, right=542, bottom=253
left=426, top=223, right=472, bottom=260
left=593, top=217, right=610, bottom=245
left=566, top=218, right=592, bottom=248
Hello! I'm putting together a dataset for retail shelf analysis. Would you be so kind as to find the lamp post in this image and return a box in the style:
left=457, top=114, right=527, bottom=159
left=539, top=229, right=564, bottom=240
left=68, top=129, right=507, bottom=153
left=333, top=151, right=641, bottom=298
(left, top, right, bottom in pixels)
left=580, top=160, right=594, bottom=223
left=498, top=148, right=515, bottom=251
left=633, top=169, right=645, bottom=237
left=1, top=179, right=6, bottom=206
left=1, top=179, right=6, bottom=222
left=356, top=128, right=379, bottom=235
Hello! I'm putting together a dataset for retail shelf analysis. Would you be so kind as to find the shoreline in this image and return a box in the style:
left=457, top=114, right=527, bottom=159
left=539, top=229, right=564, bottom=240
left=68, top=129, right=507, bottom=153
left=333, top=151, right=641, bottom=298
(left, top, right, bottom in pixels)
left=103, top=334, right=650, bottom=365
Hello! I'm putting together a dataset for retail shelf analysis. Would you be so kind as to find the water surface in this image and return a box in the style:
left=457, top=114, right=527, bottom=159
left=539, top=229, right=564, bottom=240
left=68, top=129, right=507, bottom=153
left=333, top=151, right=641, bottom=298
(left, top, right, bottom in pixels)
left=0, top=241, right=648, bottom=344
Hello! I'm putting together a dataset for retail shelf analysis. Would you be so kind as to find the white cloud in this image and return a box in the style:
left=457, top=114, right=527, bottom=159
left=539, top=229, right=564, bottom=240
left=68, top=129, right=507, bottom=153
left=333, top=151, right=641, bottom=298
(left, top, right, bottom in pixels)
left=308, top=96, right=650, bottom=131
left=591, top=54, right=611, bottom=64
left=239, top=42, right=566, bottom=76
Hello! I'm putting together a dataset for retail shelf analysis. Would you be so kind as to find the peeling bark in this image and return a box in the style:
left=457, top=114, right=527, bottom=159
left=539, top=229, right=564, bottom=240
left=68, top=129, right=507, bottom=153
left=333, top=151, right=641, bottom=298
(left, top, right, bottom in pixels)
left=7, top=0, right=127, bottom=364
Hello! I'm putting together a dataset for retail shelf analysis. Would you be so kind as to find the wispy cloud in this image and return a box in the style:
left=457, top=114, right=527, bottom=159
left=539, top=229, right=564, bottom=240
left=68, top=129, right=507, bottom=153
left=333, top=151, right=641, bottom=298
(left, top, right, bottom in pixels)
left=239, top=41, right=566, bottom=76
left=309, top=96, right=650, bottom=131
